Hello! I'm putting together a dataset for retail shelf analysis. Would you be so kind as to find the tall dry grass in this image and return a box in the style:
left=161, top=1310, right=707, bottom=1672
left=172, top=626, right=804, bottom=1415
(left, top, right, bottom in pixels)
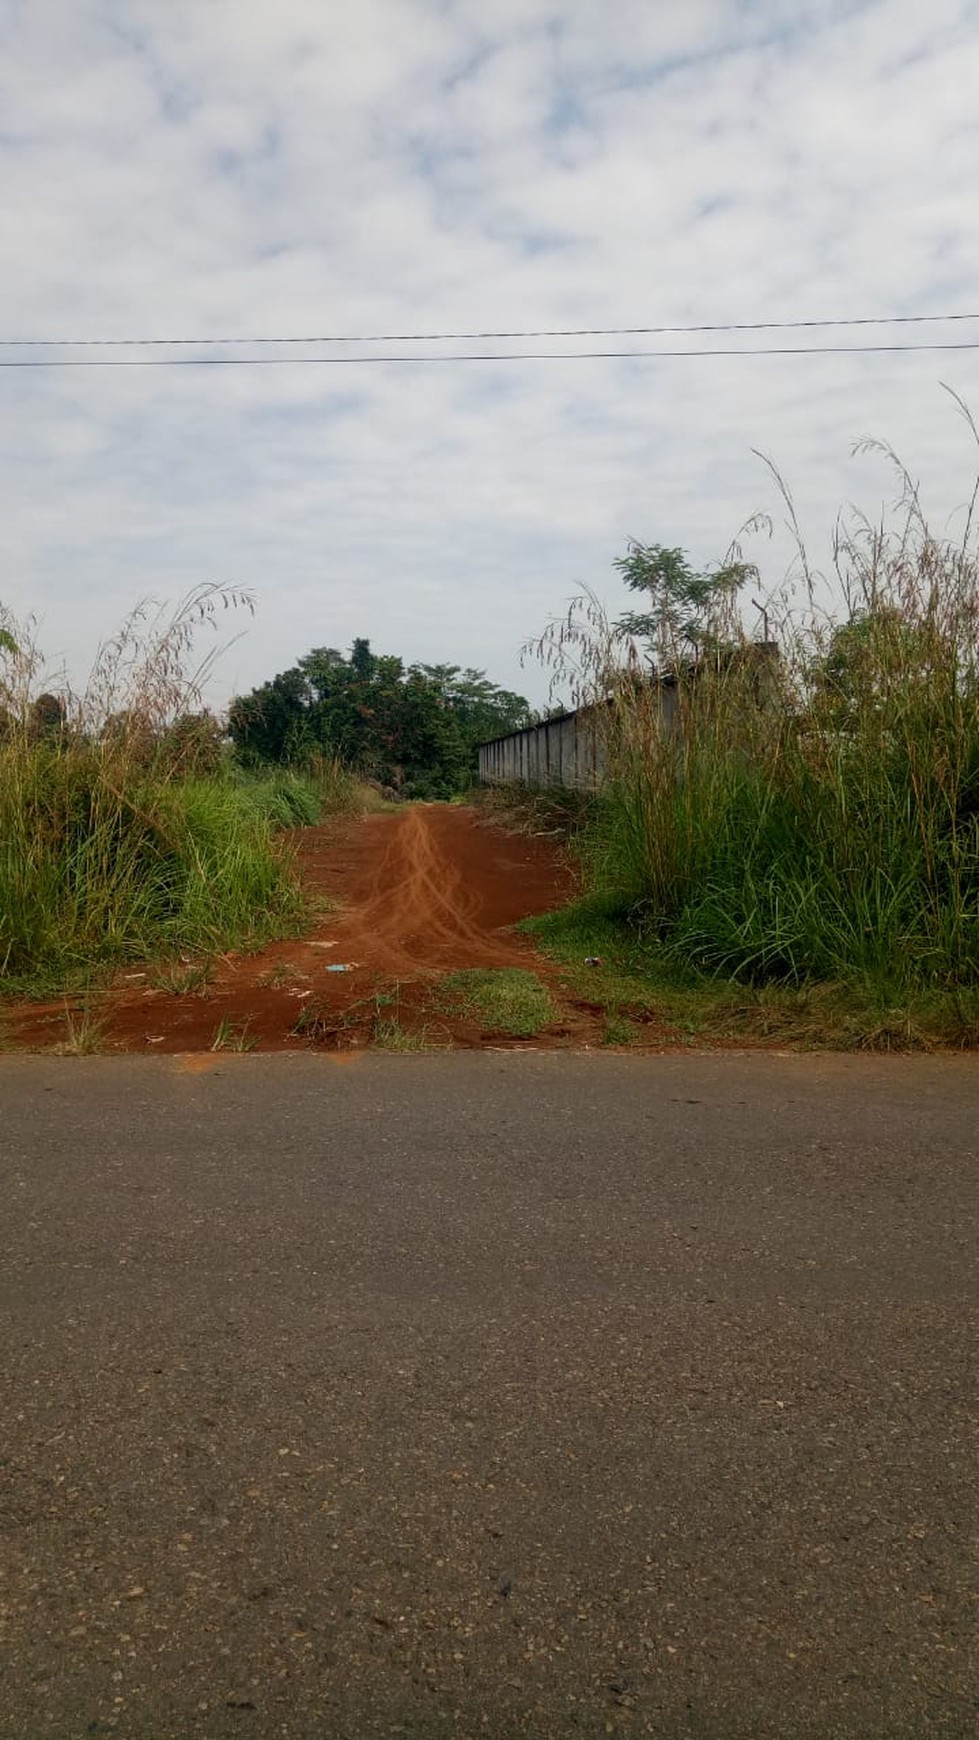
left=532, top=439, right=979, bottom=997
left=0, top=589, right=311, bottom=988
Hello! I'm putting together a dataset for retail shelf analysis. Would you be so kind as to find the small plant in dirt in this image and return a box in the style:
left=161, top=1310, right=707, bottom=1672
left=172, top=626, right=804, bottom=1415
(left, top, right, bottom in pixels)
left=292, top=999, right=327, bottom=1040
left=372, top=1017, right=434, bottom=1051
left=368, top=982, right=445, bottom=1050
left=292, top=982, right=446, bottom=1050
left=258, top=961, right=309, bottom=990
left=291, top=996, right=362, bottom=1047
left=440, top=967, right=555, bottom=1038
left=210, top=1017, right=256, bottom=1052
left=151, top=960, right=212, bottom=995
left=56, top=1002, right=108, bottom=1055
left=600, top=1013, right=637, bottom=1047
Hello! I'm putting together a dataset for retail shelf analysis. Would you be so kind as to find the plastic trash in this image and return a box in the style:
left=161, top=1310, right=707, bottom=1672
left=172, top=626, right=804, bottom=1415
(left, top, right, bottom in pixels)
left=584, top=956, right=604, bottom=967
left=326, top=963, right=357, bottom=973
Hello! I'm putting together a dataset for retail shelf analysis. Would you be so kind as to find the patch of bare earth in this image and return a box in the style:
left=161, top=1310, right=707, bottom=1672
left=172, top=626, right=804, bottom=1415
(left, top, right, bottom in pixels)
left=6, top=805, right=676, bottom=1054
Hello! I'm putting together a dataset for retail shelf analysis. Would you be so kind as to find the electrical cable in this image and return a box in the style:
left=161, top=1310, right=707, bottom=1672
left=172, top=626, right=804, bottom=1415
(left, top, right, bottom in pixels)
left=0, top=311, right=978, bottom=349
left=1, top=341, right=979, bottom=366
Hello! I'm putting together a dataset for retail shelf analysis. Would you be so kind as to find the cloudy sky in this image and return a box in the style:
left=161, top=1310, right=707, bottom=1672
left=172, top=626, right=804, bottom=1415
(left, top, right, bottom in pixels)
left=2, top=0, right=979, bottom=710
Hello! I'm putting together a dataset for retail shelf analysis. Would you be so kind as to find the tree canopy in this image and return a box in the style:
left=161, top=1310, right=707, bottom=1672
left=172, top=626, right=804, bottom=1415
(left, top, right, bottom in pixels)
left=228, top=639, right=529, bottom=797
left=614, top=542, right=756, bottom=671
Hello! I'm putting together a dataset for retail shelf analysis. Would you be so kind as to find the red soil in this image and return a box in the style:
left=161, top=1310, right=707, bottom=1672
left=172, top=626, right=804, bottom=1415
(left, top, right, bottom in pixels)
left=7, top=805, right=606, bottom=1054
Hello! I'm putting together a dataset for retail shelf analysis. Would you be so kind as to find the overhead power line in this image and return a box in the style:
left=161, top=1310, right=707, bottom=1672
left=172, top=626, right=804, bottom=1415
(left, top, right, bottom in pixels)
left=1, top=311, right=978, bottom=348
left=2, top=341, right=979, bottom=367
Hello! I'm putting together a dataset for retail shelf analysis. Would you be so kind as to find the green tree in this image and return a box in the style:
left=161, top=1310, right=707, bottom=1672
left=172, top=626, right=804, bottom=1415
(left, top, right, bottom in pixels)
left=227, top=667, right=312, bottom=765
left=414, top=664, right=529, bottom=765
left=349, top=636, right=375, bottom=683
left=28, top=692, right=68, bottom=742
left=228, top=640, right=528, bottom=795
left=808, top=607, right=946, bottom=730
left=614, top=542, right=755, bottom=671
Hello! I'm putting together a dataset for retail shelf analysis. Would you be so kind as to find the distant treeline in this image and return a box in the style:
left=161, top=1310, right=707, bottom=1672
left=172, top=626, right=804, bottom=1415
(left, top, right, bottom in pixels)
left=228, top=637, right=529, bottom=797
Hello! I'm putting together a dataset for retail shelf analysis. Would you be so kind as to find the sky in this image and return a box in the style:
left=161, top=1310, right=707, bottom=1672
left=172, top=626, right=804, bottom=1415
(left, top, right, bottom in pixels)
left=2, top=0, right=979, bottom=713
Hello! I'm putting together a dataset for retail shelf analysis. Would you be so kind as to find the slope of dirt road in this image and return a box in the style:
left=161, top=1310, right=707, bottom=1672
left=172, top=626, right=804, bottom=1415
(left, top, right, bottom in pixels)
left=6, top=804, right=600, bottom=1054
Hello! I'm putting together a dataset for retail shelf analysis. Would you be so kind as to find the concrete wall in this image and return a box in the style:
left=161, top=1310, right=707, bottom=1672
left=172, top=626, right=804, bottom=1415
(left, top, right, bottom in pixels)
left=477, top=709, right=606, bottom=790
left=478, top=689, right=681, bottom=792
left=479, top=656, right=783, bottom=792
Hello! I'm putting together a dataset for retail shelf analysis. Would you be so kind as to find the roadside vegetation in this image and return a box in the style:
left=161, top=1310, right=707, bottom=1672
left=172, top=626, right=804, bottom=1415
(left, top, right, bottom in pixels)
left=524, top=432, right=979, bottom=1048
left=9, top=424, right=978, bottom=1057
left=0, top=590, right=319, bottom=995
left=0, top=587, right=530, bottom=1009
left=439, top=967, right=556, bottom=1038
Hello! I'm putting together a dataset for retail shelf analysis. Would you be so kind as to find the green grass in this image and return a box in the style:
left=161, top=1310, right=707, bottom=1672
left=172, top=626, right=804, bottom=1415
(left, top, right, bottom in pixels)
left=372, top=1018, right=435, bottom=1051
left=600, top=1012, right=638, bottom=1047
left=303, top=753, right=384, bottom=816
left=150, top=959, right=212, bottom=995
left=0, top=591, right=369, bottom=998
left=55, top=1002, right=109, bottom=1055
left=523, top=895, right=979, bottom=1050
left=231, top=771, right=321, bottom=828
left=439, top=967, right=556, bottom=1037
left=0, top=751, right=316, bottom=995
left=210, top=1017, right=256, bottom=1053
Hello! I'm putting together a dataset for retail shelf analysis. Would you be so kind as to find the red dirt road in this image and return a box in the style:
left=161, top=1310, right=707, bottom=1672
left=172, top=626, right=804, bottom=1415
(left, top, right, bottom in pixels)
left=303, top=801, right=574, bottom=976
left=7, top=805, right=585, bottom=1054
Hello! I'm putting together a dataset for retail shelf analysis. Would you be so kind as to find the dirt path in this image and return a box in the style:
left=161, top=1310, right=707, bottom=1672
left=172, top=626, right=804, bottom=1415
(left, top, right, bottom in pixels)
left=305, top=801, right=574, bottom=976
left=7, top=804, right=594, bottom=1054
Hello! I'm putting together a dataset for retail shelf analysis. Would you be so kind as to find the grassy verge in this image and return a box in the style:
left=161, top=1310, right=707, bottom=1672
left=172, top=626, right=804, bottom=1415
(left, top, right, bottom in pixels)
left=524, top=893, right=979, bottom=1051
left=0, top=750, right=315, bottom=996
left=230, top=769, right=322, bottom=828
left=296, top=751, right=389, bottom=817
left=0, top=588, right=378, bottom=997
left=517, top=437, right=979, bottom=1051
left=473, top=778, right=979, bottom=1050
left=439, top=967, right=556, bottom=1038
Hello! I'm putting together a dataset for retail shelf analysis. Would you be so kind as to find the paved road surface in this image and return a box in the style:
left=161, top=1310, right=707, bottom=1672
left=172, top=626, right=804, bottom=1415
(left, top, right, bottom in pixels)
left=1, top=1053, right=977, bottom=1738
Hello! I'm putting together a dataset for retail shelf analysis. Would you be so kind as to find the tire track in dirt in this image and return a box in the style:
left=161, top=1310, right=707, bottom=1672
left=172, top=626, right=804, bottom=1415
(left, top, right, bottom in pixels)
left=4, top=805, right=586, bottom=1053
left=340, top=805, right=547, bottom=975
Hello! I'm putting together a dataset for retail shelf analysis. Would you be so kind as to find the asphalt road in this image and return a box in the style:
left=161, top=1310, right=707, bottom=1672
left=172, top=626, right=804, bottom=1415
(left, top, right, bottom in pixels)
left=1, top=1052, right=977, bottom=1739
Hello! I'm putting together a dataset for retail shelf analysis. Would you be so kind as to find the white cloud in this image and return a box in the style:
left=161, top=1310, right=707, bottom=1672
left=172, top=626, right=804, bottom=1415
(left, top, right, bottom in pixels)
left=1, top=0, right=979, bottom=709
